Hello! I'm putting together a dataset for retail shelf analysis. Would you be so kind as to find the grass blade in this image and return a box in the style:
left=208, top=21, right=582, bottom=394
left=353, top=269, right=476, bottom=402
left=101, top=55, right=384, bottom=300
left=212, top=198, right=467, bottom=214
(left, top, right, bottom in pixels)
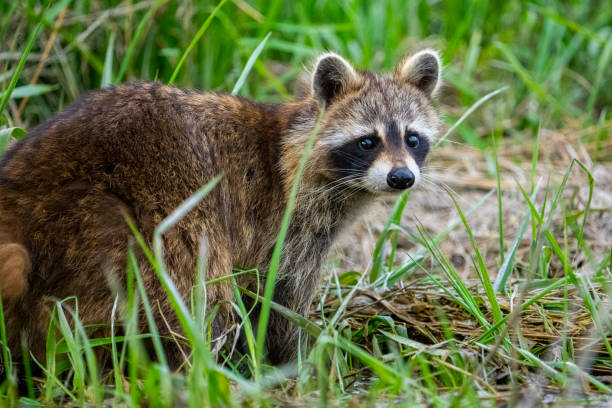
left=494, top=180, right=541, bottom=292
left=0, top=23, right=42, bottom=120
left=101, top=30, right=116, bottom=88
left=435, top=86, right=508, bottom=146
left=168, top=0, right=229, bottom=85
left=369, top=192, right=409, bottom=283
left=382, top=189, right=495, bottom=287
left=231, top=32, right=271, bottom=95
left=115, top=0, right=166, bottom=84
left=445, top=188, right=504, bottom=325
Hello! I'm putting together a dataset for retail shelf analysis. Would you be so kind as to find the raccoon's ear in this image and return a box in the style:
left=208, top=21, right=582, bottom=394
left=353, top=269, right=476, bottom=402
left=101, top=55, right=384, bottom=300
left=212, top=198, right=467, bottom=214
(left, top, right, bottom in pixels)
left=396, top=49, right=442, bottom=97
left=312, top=53, right=357, bottom=107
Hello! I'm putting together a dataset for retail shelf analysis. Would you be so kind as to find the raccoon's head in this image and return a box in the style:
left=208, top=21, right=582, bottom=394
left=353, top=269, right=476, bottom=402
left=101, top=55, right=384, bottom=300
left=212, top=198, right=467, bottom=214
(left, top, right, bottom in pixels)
left=310, top=50, right=442, bottom=194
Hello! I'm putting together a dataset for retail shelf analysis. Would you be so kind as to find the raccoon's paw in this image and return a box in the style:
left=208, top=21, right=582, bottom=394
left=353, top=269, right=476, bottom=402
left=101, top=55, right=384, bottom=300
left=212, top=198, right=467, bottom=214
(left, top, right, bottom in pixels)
left=0, top=243, right=31, bottom=301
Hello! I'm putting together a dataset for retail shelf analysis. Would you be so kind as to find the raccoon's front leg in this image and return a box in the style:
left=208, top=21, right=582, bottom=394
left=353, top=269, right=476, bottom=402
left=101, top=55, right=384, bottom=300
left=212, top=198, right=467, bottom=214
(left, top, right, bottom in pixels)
left=265, top=275, right=318, bottom=364
left=161, top=239, right=236, bottom=367
left=261, top=225, right=330, bottom=363
left=201, top=246, right=236, bottom=353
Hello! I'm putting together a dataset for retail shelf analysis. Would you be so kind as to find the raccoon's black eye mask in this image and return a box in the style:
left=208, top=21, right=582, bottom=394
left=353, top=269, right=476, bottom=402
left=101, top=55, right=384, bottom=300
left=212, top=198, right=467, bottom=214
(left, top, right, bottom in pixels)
left=404, top=129, right=430, bottom=166
left=329, top=135, right=382, bottom=176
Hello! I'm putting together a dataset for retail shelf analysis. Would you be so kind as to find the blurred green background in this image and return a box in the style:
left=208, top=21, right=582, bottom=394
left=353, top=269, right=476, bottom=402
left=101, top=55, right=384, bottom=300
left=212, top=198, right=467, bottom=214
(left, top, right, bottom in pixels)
left=1, top=0, right=610, bottom=151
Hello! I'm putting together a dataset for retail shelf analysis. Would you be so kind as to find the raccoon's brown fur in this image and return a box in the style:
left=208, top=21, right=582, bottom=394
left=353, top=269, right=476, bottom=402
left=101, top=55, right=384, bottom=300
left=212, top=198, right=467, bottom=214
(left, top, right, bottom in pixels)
left=0, top=50, right=442, bottom=366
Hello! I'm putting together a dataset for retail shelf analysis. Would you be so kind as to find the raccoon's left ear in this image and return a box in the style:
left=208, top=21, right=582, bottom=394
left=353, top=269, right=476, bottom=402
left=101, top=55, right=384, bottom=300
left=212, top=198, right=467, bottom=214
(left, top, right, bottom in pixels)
left=396, top=49, right=442, bottom=97
left=312, top=52, right=357, bottom=107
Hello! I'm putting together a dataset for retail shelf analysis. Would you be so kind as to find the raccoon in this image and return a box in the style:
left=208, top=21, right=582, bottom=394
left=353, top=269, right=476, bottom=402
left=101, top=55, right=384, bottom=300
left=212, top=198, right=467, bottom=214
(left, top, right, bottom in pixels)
left=0, top=50, right=442, bottom=367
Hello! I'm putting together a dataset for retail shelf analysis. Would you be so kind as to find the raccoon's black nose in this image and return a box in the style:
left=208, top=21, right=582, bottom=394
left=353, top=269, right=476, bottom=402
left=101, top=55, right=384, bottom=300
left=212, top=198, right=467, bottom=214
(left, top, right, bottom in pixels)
left=387, top=168, right=415, bottom=189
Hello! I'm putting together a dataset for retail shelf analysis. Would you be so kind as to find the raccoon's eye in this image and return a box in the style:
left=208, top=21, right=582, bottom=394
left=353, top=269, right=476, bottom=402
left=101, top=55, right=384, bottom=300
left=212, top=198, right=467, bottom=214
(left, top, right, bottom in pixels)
left=358, top=135, right=377, bottom=151
left=405, top=132, right=420, bottom=148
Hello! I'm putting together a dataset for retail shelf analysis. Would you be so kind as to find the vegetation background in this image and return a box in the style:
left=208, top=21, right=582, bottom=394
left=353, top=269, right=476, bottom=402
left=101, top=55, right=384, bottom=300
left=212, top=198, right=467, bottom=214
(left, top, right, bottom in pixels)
left=0, top=0, right=610, bottom=406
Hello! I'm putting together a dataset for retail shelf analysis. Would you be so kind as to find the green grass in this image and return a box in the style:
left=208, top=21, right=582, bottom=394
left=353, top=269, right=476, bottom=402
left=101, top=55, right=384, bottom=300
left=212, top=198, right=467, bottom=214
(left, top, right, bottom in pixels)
left=1, top=0, right=611, bottom=406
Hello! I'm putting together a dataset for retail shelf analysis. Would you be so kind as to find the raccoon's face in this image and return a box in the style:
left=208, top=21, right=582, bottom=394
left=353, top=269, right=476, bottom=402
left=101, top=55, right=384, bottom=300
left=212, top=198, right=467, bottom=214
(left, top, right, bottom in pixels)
left=311, top=50, right=442, bottom=194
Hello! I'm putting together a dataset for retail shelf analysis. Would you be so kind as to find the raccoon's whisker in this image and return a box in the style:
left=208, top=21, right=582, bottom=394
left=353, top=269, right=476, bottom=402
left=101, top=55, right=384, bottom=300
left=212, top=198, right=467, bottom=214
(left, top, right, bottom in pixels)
left=315, top=180, right=362, bottom=197
left=313, top=173, right=361, bottom=189
left=420, top=165, right=445, bottom=172
left=420, top=170, right=446, bottom=179
left=418, top=181, right=448, bottom=198
left=315, top=175, right=366, bottom=200
left=420, top=174, right=443, bottom=186
left=419, top=178, right=441, bottom=192
left=334, top=187, right=361, bottom=202
left=335, top=177, right=368, bottom=201
left=303, top=176, right=361, bottom=197
left=309, top=171, right=367, bottom=192
left=421, top=175, right=460, bottom=200
left=420, top=175, right=443, bottom=188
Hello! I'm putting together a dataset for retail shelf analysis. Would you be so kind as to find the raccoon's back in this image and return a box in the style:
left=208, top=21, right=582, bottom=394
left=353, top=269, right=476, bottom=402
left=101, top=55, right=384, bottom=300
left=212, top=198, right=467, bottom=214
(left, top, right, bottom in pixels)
left=0, top=82, right=287, bottom=270
left=1, top=83, right=232, bottom=222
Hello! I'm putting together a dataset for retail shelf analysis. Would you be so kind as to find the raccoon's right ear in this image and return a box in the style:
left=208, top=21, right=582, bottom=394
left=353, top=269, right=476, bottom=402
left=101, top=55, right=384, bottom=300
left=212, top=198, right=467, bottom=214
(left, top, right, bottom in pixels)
left=312, top=53, right=357, bottom=107
left=396, top=49, right=442, bottom=97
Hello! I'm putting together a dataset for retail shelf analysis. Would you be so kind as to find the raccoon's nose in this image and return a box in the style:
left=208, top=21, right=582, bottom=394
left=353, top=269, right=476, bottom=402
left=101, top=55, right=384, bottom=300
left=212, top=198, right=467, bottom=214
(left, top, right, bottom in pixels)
left=387, top=168, right=415, bottom=189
